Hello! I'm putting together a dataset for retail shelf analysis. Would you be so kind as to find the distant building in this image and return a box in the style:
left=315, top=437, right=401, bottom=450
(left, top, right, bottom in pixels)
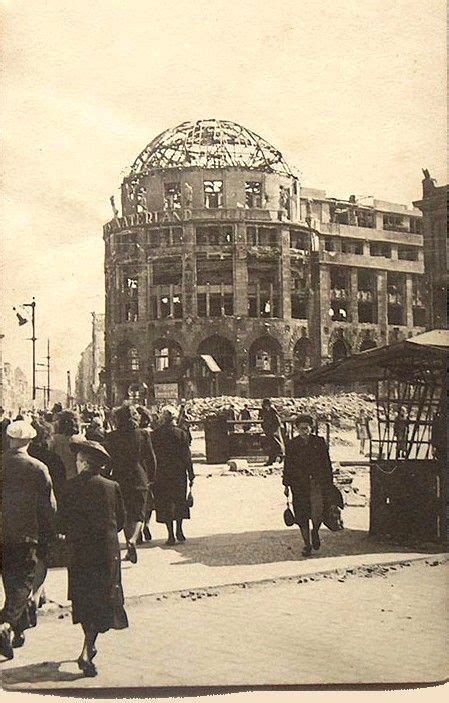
left=0, top=331, right=4, bottom=409
left=413, top=170, right=448, bottom=329
left=104, top=119, right=428, bottom=403
left=75, top=312, right=106, bottom=404
left=1, top=361, right=30, bottom=412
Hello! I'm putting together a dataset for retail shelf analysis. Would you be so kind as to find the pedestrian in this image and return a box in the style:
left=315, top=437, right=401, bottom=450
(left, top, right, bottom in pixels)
left=355, top=409, right=371, bottom=455
left=0, top=420, right=56, bottom=660
left=59, top=439, right=128, bottom=677
left=393, top=406, right=408, bottom=458
left=152, top=406, right=195, bottom=546
left=177, top=400, right=192, bottom=445
left=259, top=398, right=284, bottom=465
left=51, top=410, right=82, bottom=480
left=136, top=406, right=156, bottom=542
left=28, top=417, right=67, bottom=611
left=239, top=404, right=252, bottom=432
left=105, top=404, right=157, bottom=564
left=282, top=414, right=335, bottom=557
left=85, top=416, right=106, bottom=444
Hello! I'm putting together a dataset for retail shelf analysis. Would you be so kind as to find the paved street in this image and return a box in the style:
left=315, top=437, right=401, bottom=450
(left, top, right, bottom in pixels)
left=1, top=560, right=447, bottom=690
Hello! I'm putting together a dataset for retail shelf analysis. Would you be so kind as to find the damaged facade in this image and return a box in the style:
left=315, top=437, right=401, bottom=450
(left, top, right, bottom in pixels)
left=104, top=119, right=427, bottom=403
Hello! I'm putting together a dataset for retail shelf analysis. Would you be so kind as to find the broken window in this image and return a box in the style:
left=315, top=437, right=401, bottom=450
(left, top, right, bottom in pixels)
left=204, top=180, right=223, bottom=208
left=329, top=301, right=349, bottom=322
left=245, top=181, right=262, bottom=208
left=290, top=229, right=308, bottom=250
left=196, top=225, right=233, bottom=245
left=398, top=246, right=419, bottom=261
left=123, top=270, right=139, bottom=322
left=341, top=238, right=363, bottom=254
left=370, top=242, right=391, bottom=258
left=387, top=272, right=405, bottom=325
left=383, top=213, right=407, bottom=232
left=196, top=255, right=233, bottom=285
left=246, top=226, right=277, bottom=247
left=409, top=217, right=422, bottom=234
left=291, top=296, right=307, bottom=319
left=129, top=347, right=139, bottom=371
left=164, top=182, right=182, bottom=210
left=248, top=258, right=281, bottom=318
left=255, top=350, right=272, bottom=372
left=412, top=276, right=426, bottom=326
left=355, top=209, right=375, bottom=228
left=324, top=237, right=336, bottom=252
left=154, top=342, right=182, bottom=372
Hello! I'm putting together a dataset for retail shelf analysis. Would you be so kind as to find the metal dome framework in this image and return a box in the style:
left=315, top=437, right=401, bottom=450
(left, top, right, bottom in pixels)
left=130, top=119, right=294, bottom=177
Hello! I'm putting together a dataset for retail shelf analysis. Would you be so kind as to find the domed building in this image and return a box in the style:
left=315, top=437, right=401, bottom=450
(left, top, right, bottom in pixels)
left=104, top=119, right=427, bottom=404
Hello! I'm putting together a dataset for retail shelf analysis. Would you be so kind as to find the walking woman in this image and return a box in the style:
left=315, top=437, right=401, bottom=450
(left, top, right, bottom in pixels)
left=59, top=439, right=128, bottom=677
left=152, top=406, right=195, bottom=545
left=105, top=404, right=157, bottom=563
left=259, top=398, right=284, bottom=465
left=355, top=409, right=371, bottom=456
left=282, top=414, right=334, bottom=557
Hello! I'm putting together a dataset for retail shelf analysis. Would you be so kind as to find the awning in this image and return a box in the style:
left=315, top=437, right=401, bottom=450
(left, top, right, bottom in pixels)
left=200, top=354, right=221, bottom=373
left=295, top=330, right=449, bottom=386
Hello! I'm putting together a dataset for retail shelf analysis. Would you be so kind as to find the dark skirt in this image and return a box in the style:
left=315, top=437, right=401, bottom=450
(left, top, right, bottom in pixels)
left=68, top=555, right=128, bottom=633
left=0, top=544, right=37, bottom=632
left=154, top=475, right=190, bottom=523
left=291, top=479, right=324, bottom=528
left=121, top=485, right=148, bottom=523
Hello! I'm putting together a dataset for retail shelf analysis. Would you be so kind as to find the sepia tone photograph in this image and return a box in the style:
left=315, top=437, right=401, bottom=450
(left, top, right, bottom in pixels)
left=0, top=0, right=447, bottom=694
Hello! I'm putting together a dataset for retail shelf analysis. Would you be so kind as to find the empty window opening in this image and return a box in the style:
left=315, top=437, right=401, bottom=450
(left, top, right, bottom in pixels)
left=245, top=181, right=262, bottom=208
left=329, top=301, right=349, bottom=322
left=341, top=238, right=363, bottom=254
left=164, top=182, right=182, bottom=210
left=204, top=180, right=223, bottom=208
left=370, top=242, right=391, bottom=258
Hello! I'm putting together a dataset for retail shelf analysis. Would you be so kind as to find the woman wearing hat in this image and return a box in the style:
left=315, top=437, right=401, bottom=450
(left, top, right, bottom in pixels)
left=282, top=414, right=334, bottom=557
left=152, top=405, right=195, bottom=545
left=59, top=439, right=128, bottom=677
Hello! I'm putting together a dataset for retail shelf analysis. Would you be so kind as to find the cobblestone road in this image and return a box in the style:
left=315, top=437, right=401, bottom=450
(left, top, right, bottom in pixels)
left=1, top=560, right=447, bottom=690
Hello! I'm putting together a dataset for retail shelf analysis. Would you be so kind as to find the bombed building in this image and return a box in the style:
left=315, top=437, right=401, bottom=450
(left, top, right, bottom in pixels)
left=104, top=119, right=427, bottom=404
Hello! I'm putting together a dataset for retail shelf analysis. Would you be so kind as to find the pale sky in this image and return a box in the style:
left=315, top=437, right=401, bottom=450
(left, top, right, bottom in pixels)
left=1, top=0, right=447, bottom=393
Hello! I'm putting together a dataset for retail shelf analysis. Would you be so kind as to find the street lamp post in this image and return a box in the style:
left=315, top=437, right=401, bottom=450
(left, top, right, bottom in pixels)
left=22, top=298, right=37, bottom=402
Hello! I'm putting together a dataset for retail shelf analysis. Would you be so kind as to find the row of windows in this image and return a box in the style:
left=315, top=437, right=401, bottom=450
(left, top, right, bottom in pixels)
left=161, top=180, right=267, bottom=210
left=329, top=204, right=422, bottom=234
left=325, top=237, right=420, bottom=260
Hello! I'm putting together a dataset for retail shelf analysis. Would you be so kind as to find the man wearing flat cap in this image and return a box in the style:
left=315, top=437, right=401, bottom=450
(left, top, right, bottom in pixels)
left=0, top=420, right=57, bottom=659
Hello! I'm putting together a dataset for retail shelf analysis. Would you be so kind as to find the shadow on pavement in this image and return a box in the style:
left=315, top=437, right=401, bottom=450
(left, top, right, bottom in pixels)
left=158, top=528, right=439, bottom=567
left=1, top=659, right=85, bottom=686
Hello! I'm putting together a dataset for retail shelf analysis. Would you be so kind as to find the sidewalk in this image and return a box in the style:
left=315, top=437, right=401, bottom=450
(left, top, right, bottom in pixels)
left=1, top=559, right=447, bottom=689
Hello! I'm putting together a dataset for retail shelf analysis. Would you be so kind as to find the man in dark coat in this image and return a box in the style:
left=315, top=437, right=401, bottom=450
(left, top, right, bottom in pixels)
left=282, top=413, right=334, bottom=557
left=152, top=405, right=195, bottom=545
left=0, top=420, right=56, bottom=660
left=105, top=404, right=157, bottom=564
left=259, top=398, right=284, bottom=465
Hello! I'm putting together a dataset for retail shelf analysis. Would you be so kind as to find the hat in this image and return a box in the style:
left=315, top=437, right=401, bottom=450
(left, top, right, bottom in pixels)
left=161, top=405, right=178, bottom=418
left=70, top=438, right=111, bottom=466
left=6, top=420, right=37, bottom=440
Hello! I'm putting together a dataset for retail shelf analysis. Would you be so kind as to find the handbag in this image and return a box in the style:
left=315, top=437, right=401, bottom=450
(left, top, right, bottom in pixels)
left=186, top=490, right=194, bottom=508
left=323, top=485, right=344, bottom=531
left=283, top=500, right=296, bottom=527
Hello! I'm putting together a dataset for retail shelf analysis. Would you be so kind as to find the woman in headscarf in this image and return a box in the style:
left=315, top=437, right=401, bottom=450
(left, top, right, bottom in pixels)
left=282, top=413, right=334, bottom=557
left=105, top=404, right=156, bottom=564
left=59, top=439, right=128, bottom=677
left=152, top=406, right=195, bottom=545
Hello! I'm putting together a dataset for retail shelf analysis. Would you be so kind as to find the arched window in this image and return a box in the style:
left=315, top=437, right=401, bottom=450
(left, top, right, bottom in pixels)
left=153, top=339, right=183, bottom=372
left=197, top=335, right=236, bottom=373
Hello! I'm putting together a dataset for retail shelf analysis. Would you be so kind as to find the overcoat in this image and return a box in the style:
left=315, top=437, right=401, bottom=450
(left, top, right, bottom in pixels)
left=59, top=472, right=128, bottom=632
left=282, top=434, right=334, bottom=526
left=151, top=424, right=194, bottom=523
left=105, top=428, right=157, bottom=521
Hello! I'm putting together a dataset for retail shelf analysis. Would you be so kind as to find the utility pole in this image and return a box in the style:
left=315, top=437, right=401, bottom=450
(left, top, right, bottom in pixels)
left=47, top=338, right=51, bottom=407
left=22, top=298, right=37, bottom=401
left=67, top=370, right=72, bottom=408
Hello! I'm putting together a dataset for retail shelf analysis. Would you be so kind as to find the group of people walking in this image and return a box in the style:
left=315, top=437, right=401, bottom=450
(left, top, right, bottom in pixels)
left=0, top=402, right=194, bottom=675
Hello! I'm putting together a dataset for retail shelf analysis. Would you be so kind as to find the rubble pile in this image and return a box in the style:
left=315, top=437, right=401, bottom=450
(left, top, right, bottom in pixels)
left=183, top=393, right=375, bottom=428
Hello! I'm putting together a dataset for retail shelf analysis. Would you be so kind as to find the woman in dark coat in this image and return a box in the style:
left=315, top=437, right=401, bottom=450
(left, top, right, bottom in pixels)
left=152, top=406, right=195, bottom=545
left=282, top=413, right=334, bottom=557
left=105, top=404, right=157, bottom=564
left=59, top=439, right=128, bottom=677
left=259, top=398, right=285, bottom=465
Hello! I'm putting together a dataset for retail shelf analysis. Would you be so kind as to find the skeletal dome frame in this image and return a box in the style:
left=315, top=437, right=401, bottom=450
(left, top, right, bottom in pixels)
left=130, top=119, right=294, bottom=176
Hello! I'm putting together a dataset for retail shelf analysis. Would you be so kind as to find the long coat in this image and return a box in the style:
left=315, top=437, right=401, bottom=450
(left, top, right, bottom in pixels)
left=59, top=472, right=128, bottom=632
left=282, top=434, right=334, bottom=527
left=258, top=407, right=285, bottom=457
left=105, top=428, right=157, bottom=520
left=151, top=424, right=194, bottom=523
